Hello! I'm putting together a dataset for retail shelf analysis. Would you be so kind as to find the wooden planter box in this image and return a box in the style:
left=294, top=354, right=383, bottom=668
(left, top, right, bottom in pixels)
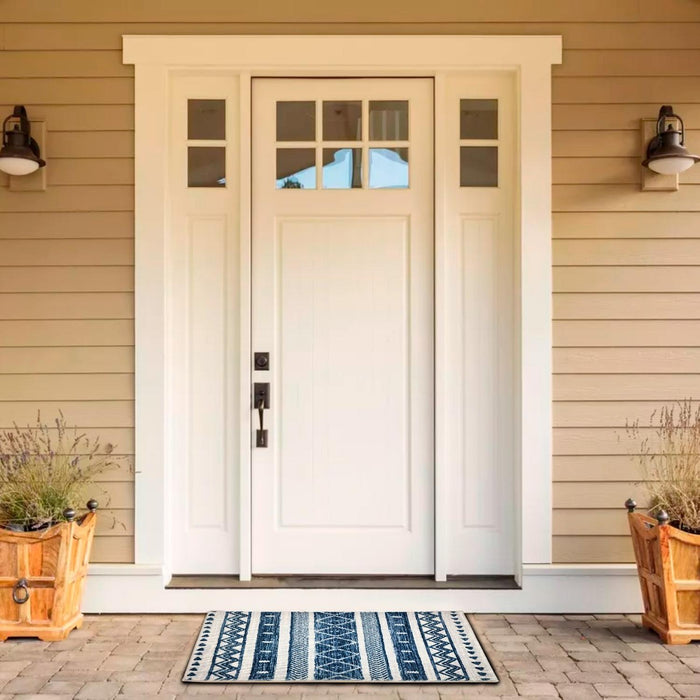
left=627, top=505, right=700, bottom=644
left=0, top=511, right=96, bottom=641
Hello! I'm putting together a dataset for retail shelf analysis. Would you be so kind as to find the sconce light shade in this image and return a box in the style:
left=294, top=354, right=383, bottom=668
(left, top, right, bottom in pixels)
left=643, top=105, right=700, bottom=175
left=0, top=105, right=46, bottom=176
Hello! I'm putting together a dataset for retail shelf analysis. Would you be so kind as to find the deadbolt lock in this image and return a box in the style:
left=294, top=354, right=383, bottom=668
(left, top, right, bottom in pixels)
left=254, top=352, right=270, bottom=370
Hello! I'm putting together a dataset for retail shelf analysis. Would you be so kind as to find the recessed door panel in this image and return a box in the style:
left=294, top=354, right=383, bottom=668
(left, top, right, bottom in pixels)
left=277, top=216, right=410, bottom=530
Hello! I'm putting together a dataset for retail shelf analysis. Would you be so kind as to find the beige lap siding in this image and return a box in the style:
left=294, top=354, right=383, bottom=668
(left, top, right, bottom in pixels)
left=1, top=0, right=700, bottom=564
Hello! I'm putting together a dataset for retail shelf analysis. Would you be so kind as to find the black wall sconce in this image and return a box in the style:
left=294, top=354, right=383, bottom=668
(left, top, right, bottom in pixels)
left=642, top=105, right=699, bottom=176
left=0, top=105, right=46, bottom=176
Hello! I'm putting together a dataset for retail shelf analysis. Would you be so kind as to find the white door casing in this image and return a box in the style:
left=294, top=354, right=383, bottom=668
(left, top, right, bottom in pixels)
left=251, top=79, right=434, bottom=575
left=124, top=36, right=561, bottom=587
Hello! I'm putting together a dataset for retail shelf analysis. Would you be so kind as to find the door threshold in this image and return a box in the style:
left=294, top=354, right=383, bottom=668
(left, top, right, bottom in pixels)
left=166, top=574, right=519, bottom=590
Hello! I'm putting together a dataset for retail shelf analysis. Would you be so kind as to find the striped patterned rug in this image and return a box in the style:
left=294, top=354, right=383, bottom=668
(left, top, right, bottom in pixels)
left=183, top=611, right=498, bottom=683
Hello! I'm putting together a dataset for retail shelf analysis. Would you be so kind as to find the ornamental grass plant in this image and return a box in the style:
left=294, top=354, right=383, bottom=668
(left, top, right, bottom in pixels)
left=627, top=399, right=700, bottom=532
left=0, top=412, right=123, bottom=530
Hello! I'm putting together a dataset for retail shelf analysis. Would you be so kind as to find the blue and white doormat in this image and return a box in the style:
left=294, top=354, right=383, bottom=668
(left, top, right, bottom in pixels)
left=184, top=611, right=498, bottom=683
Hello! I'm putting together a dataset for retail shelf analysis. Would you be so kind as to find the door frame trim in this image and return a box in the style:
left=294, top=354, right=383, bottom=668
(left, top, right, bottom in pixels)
left=123, top=34, right=562, bottom=583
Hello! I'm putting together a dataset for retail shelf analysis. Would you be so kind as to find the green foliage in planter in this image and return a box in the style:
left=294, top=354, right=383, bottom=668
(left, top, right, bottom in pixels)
left=627, top=399, right=700, bottom=531
left=0, top=412, right=124, bottom=530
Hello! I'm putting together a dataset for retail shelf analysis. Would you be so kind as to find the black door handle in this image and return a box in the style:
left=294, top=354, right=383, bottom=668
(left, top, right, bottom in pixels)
left=258, top=398, right=265, bottom=432
left=254, top=383, right=269, bottom=448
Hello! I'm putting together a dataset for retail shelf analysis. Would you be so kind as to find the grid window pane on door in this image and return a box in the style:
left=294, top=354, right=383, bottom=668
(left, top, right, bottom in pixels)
left=187, top=98, right=226, bottom=188
left=323, top=101, right=362, bottom=141
left=369, top=147, right=409, bottom=189
left=275, top=97, right=411, bottom=190
left=277, top=101, right=315, bottom=141
left=460, top=98, right=498, bottom=188
left=369, top=100, right=408, bottom=141
left=276, top=148, right=316, bottom=189
left=323, top=148, right=362, bottom=189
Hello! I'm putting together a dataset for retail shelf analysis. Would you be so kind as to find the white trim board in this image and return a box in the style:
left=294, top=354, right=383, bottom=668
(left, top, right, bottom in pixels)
left=123, top=35, right=561, bottom=69
left=83, top=564, right=642, bottom=614
left=124, top=34, right=561, bottom=592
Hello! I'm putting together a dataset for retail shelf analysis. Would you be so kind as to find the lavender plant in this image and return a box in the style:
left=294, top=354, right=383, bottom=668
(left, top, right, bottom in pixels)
left=0, top=412, right=123, bottom=530
left=627, top=399, right=700, bottom=532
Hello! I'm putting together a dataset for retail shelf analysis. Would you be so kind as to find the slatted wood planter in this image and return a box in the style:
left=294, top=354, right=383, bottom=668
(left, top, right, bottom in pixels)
left=0, top=508, right=96, bottom=641
left=627, top=500, right=700, bottom=645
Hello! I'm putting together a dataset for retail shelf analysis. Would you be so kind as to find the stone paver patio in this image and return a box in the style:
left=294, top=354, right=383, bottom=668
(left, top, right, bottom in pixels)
left=0, top=614, right=696, bottom=699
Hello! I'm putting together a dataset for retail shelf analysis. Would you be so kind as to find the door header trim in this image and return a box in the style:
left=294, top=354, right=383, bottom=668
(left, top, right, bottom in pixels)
left=123, top=34, right=561, bottom=70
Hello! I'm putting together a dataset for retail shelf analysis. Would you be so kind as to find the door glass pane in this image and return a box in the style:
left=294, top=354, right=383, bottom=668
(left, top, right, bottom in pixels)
left=460, top=99, right=498, bottom=140
left=323, top=101, right=362, bottom=141
left=369, top=148, right=409, bottom=189
left=276, top=148, right=316, bottom=189
left=322, top=148, right=362, bottom=189
left=188, top=99, right=225, bottom=140
left=188, top=147, right=225, bottom=187
left=369, top=100, right=408, bottom=141
left=277, top=101, right=316, bottom=142
left=460, top=146, right=498, bottom=187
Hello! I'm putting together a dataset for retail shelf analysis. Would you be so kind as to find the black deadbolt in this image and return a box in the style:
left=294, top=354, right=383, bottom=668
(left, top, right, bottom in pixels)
left=254, top=352, right=270, bottom=370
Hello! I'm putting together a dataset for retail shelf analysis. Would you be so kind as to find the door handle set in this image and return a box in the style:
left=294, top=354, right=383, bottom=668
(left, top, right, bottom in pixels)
left=253, top=349, right=270, bottom=447
left=253, top=381, right=270, bottom=448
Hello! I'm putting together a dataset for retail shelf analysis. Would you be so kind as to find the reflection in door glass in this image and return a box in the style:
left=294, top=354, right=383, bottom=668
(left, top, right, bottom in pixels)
left=188, top=146, right=226, bottom=187
left=323, top=101, right=362, bottom=141
left=188, top=99, right=226, bottom=140
left=460, top=99, right=498, bottom=140
left=368, top=148, right=409, bottom=189
left=276, top=148, right=316, bottom=189
left=276, top=101, right=316, bottom=142
left=322, top=148, right=362, bottom=189
left=460, top=146, right=498, bottom=187
left=369, top=100, right=408, bottom=141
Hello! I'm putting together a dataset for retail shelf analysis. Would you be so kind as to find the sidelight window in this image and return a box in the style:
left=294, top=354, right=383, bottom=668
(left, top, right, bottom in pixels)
left=187, top=99, right=226, bottom=188
left=459, top=98, right=498, bottom=188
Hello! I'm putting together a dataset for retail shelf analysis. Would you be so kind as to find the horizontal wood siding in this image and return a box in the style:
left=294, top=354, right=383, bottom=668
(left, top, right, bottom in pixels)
left=549, top=10, right=700, bottom=564
left=1, top=0, right=698, bottom=564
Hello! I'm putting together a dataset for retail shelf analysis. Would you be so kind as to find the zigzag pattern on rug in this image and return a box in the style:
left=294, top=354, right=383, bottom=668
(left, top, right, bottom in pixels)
left=184, top=611, right=499, bottom=684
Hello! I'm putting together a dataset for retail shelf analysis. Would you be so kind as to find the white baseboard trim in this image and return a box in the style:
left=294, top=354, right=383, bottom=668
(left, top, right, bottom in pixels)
left=82, top=564, right=643, bottom=614
left=89, top=564, right=163, bottom=577
left=524, top=564, right=639, bottom=577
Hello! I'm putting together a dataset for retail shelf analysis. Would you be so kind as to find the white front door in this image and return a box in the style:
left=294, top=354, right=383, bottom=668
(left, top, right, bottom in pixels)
left=251, top=78, right=434, bottom=575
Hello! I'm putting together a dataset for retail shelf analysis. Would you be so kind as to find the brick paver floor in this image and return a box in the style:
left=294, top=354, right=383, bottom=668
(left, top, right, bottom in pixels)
left=0, top=614, right=696, bottom=699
